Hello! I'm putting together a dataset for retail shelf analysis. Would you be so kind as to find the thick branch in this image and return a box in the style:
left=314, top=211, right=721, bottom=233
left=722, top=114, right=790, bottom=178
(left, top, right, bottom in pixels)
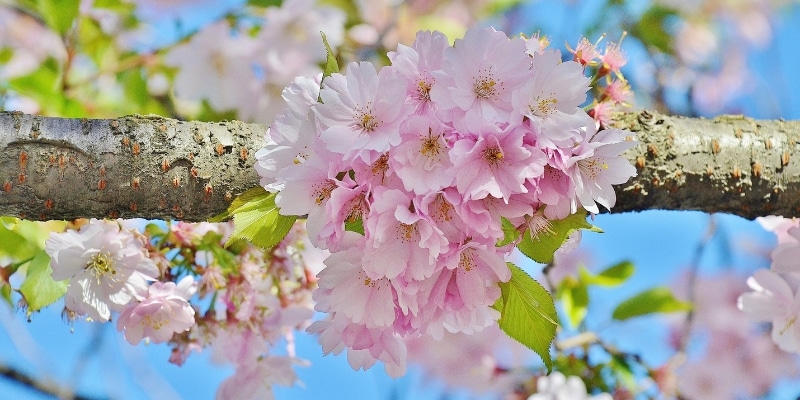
left=0, top=110, right=798, bottom=221
left=0, top=112, right=262, bottom=221
left=609, top=110, right=800, bottom=219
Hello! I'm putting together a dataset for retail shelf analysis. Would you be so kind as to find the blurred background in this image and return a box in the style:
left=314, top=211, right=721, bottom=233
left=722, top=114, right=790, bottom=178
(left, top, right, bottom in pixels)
left=1, top=0, right=800, bottom=399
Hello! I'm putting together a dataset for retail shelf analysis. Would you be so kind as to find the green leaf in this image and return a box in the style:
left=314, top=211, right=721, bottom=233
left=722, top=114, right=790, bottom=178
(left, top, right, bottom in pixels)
left=493, top=263, right=558, bottom=372
left=247, top=0, right=282, bottom=6
left=210, top=186, right=266, bottom=222
left=557, top=276, right=588, bottom=328
left=516, top=210, right=602, bottom=264
left=612, top=286, right=692, bottom=320
left=496, top=217, right=520, bottom=247
left=632, top=5, right=677, bottom=54
left=0, top=284, right=12, bottom=308
left=223, top=187, right=297, bottom=250
left=344, top=218, right=365, bottom=235
left=19, top=250, right=67, bottom=313
left=0, top=224, right=38, bottom=260
left=321, top=31, right=340, bottom=78
left=580, top=260, right=635, bottom=287
left=38, top=0, right=80, bottom=35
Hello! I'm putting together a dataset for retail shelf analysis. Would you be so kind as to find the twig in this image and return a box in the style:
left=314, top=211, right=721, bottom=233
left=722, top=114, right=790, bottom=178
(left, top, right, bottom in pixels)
left=0, top=363, right=107, bottom=400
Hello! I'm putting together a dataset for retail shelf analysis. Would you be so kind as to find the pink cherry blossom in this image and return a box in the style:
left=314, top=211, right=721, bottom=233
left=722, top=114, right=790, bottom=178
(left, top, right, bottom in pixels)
left=770, top=227, right=800, bottom=274
left=567, top=125, right=637, bottom=214
left=449, top=124, right=546, bottom=203
left=313, top=236, right=397, bottom=328
left=738, top=269, right=800, bottom=352
left=430, top=27, right=532, bottom=127
left=512, top=49, right=590, bottom=147
left=392, top=115, right=454, bottom=195
left=315, top=61, right=412, bottom=162
left=117, top=276, right=197, bottom=344
left=362, top=187, right=448, bottom=281
left=389, top=30, right=449, bottom=115
left=45, top=219, right=159, bottom=322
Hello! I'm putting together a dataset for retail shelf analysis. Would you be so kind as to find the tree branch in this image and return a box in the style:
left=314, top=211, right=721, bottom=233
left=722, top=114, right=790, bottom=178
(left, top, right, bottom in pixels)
left=609, top=110, right=800, bottom=219
left=0, top=363, right=107, bottom=400
left=1, top=110, right=798, bottom=221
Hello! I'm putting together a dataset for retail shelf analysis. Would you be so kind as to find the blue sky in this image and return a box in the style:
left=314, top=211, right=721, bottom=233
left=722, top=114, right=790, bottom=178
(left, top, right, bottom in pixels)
left=3, top=1, right=800, bottom=399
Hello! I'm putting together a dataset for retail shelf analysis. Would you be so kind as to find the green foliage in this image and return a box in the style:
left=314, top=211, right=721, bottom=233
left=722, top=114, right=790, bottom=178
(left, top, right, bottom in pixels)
left=558, top=276, right=589, bottom=329
left=22, top=0, right=81, bottom=35
left=556, top=261, right=635, bottom=328
left=612, top=286, right=692, bottom=320
left=497, top=217, right=519, bottom=247
left=213, top=187, right=297, bottom=250
left=632, top=6, right=677, bottom=54
left=8, top=58, right=86, bottom=117
left=247, top=0, right=283, bottom=7
left=19, top=250, right=67, bottom=315
left=321, top=32, right=340, bottom=78
left=344, top=219, right=365, bottom=235
left=580, top=260, right=635, bottom=287
left=493, top=263, right=558, bottom=372
left=517, top=210, right=603, bottom=264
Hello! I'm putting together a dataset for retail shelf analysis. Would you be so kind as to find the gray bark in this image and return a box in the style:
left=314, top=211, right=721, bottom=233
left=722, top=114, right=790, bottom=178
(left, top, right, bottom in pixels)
left=610, top=110, right=800, bottom=220
left=0, top=110, right=798, bottom=221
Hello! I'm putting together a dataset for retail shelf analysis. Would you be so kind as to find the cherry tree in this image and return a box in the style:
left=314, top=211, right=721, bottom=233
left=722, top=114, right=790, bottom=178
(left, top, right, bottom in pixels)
left=1, top=0, right=799, bottom=399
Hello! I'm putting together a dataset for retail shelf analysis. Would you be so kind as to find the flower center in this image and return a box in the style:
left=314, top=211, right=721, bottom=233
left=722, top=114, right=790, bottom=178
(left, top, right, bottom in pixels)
left=532, top=95, right=558, bottom=117
left=312, top=181, right=337, bottom=205
left=144, top=314, right=166, bottom=330
left=459, top=250, right=476, bottom=272
left=578, top=157, right=608, bottom=180
left=354, top=103, right=380, bottom=132
left=420, top=129, right=442, bottom=158
left=87, top=252, right=117, bottom=282
left=397, top=223, right=417, bottom=243
left=473, top=67, right=500, bottom=100
left=474, top=77, right=497, bottom=99
left=416, top=79, right=432, bottom=102
left=483, top=146, right=504, bottom=166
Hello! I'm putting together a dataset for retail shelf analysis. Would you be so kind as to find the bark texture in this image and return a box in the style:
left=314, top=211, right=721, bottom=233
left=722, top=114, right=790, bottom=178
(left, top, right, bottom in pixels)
left=0, top=112, right=263, bottom=221
left=609, top=110, right=800, bottom=219
left=1, top=110, right=799, bottom=221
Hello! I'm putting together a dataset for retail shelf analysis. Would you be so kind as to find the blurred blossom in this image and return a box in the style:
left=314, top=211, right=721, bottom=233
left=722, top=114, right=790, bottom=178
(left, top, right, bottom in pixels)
left=674, top=21, right=719, bottom=66
left=527, top=372, right=612, bottom=400
left=670, top=271, right=800, bottom=399
left=0, top=6, right=66, bottom=80
left=164, top=21, right=260, bottom=114
left=406, top=325, right=534, bottom=394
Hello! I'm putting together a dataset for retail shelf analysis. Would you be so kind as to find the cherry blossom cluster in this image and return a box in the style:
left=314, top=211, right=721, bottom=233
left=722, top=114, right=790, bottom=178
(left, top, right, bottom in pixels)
left=256, top=27, right=637, bottom=376
left=566, top=33, right=632, bottom=128
left=44, top=219, right=324, bottom=400
left=738, top=216, right=800, bottom=353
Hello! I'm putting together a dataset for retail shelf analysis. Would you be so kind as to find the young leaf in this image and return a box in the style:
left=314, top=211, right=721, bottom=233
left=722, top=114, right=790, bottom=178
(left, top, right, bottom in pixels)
left=19, top=250, right=67, bottom=313
left=557, top=276, right=589, bottom=328
left=517, top=210, right=602, bottom=264
left=496, top=217, right=520, bottom=247
left=579, top=260, right=635, bottom=287
left=612, top=286, right=692, bottom=320
left=210, top=186, right=271, bottom=222
left=223, top=187, right=297, bottom=250
left=344, top=218, right=365, bottom=235
left=321, top=32, right=340, bottom=78
left=493, top=263, right=558, bottom=372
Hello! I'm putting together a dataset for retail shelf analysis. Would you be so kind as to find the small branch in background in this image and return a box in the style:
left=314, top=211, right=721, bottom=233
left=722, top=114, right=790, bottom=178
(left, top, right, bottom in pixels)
left=678, top=215, right=718, bottom=353
left=0, top=363, right=107, bottom=400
